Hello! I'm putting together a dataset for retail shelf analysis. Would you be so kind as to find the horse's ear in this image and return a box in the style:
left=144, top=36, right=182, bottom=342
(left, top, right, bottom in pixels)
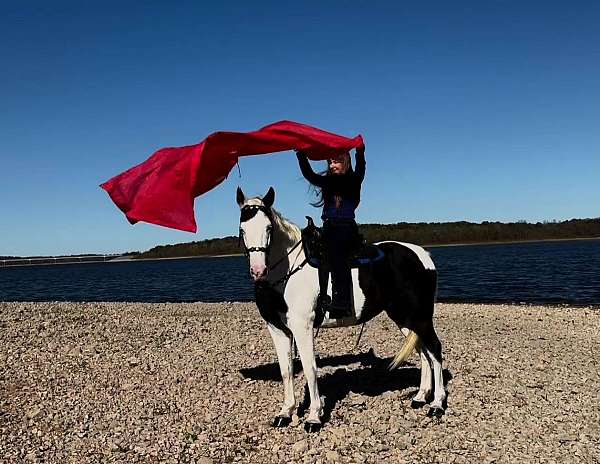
left=263, top=187, right=275, bottom=208
left=236, top=186, right=245, bottom=207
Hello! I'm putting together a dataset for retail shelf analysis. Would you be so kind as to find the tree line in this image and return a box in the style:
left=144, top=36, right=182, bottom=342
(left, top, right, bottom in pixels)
left=135, top=218, right=600, bottom=259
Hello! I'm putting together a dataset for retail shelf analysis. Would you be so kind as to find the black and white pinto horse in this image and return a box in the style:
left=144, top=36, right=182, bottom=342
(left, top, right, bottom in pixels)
left=237, top=187, right=446, bottom=432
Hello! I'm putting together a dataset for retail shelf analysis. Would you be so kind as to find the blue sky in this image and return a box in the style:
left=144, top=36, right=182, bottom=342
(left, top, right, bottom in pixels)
left=1, top=1, right=599, bottom=256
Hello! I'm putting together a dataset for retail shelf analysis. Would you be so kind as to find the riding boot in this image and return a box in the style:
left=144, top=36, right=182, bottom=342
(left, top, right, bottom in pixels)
left=329, top=265, right=352, bottom=318
left=322, top=219, right=355, bottom=319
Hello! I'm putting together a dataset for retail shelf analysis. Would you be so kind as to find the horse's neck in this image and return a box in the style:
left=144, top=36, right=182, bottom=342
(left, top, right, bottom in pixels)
left=267, top=216, right=304, bottom=281
left=272, top=230, right=303, bottom=260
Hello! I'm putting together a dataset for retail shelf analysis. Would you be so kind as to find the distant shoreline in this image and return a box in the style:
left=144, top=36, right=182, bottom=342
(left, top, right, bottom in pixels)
left=120, top=253, right=244, bottom=262
left=424, top=235, right=600, bottom=248
left=2, top=236, right=598, bottom=267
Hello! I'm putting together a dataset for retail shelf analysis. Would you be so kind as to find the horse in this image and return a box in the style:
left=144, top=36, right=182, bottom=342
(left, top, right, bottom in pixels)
left=236, top=186, right=446, bottom=432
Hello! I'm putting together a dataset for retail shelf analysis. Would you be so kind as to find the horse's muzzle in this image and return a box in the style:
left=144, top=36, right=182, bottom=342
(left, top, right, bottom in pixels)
left=250, top=264, right=268, bottom=281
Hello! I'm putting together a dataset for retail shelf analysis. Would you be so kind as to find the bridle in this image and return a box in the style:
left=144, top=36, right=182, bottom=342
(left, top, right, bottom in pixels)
left=238, top=203, right=307, bottom=288
left=238, top=204, right=274, bottom=260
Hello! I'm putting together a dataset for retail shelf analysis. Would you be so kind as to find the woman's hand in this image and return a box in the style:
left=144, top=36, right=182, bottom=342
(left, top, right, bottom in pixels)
left=356, top=144, right=365, bottom=156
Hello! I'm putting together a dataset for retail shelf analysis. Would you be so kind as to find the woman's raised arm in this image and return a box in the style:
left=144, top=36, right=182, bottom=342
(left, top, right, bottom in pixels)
left=296, top=151, right=326, bottom=187
left=354, top=145, right=366, bottom=183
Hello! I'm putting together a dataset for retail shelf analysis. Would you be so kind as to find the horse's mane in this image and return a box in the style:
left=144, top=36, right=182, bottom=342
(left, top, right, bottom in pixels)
left=244, top=196, right=302, bottom=243
left=270, top=207, right=302, bottom=243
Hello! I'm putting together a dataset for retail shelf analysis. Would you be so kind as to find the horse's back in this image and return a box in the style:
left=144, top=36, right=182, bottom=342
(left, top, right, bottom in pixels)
left=374, top=241, right=436, bottom=272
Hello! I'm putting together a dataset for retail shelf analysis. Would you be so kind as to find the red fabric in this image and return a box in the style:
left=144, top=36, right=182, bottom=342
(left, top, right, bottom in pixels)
left=101, top=120, right=364, bottom=232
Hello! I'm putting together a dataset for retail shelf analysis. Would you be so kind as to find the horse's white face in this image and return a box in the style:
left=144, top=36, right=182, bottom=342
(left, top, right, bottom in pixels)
left=240, top=204, right=272, bottom=280
left=237, top=187, right=275, bottom=282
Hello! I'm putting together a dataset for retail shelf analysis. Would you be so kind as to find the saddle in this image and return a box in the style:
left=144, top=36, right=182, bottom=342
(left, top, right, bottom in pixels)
left=301, top=216, right=385, bottom=269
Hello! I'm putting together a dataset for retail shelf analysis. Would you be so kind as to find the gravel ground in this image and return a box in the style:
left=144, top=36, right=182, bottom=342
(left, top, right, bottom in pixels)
left=1, top=301, right=599, bottom=463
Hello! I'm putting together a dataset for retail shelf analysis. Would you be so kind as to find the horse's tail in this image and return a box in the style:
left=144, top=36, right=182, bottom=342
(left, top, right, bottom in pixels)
left=389, top=330, right=420, bottom=369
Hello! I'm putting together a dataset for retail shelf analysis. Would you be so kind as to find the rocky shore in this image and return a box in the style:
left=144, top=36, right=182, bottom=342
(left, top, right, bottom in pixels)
left=1, top=301, right=598, bottom=463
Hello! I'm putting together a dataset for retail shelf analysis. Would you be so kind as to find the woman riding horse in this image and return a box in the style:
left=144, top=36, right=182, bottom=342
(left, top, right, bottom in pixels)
left=296, top=145, right=366, bottom=318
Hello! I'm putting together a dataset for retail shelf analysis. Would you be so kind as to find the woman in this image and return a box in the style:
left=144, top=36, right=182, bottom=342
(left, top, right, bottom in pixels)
left=296, top=146, right=366, bottom=318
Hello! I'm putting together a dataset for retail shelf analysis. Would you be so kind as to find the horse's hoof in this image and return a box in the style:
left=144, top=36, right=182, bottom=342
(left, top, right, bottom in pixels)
left=304, top=421, right=322, bottom=433
left=272, top=416, right=292, bottom=428
left=411, top=400, right=427, bottom=409
left=427, top=407, right=445, bottom=418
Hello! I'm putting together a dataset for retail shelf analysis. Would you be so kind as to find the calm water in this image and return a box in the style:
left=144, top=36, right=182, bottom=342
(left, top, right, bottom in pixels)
left=1, top=239, right=599, bottom=305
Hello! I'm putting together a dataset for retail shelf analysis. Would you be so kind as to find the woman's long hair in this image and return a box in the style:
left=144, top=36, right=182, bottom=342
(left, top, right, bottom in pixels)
left=308, top=152, right=353, bottom=208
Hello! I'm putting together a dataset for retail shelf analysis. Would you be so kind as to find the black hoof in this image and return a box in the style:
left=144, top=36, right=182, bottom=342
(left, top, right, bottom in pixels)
left=304, top=421, right=322, bottom=433
left=411, top=400, right=427, bottom=409
left=272, top=416, right=292, bottom=428
left=427, top=407, right=445, bottom=418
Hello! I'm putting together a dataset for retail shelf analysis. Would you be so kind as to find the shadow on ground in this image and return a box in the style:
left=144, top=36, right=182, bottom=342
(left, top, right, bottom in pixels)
left=240, top=349, right=385, bottom=381
left=240, top=349, right=452, bottom=425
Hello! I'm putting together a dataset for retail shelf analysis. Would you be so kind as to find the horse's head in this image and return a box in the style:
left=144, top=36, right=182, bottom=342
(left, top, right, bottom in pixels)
left=237, top=186, right=275, bottom=281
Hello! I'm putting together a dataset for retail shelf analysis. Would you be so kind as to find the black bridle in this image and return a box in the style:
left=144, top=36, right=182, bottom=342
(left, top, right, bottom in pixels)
left=238, top=204, right=307, bottom=287
left=238, top=204, right=274, bottom=260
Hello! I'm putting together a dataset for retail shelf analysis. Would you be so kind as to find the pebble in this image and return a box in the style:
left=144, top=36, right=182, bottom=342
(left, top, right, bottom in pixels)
left=292, top=439, right=309, bottom=453
left=25, top=407, right=42, bottom=420
left=326, top=450, right=340, bottom=461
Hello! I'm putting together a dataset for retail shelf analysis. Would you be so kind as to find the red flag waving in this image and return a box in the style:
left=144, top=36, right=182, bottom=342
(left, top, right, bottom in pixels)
left=101, top=120, right=364, bottom=232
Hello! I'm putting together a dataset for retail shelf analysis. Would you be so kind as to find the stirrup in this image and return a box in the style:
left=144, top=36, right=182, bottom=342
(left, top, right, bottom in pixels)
left=327, top=300, right=352, bottom=319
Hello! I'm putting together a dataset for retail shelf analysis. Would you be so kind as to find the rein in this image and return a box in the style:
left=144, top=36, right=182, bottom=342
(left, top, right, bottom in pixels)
left=269, top=240, right=308, bottom=287
left=268, top=239, right=303, bottom=273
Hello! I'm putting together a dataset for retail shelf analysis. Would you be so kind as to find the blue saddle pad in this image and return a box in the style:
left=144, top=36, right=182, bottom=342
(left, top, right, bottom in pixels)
left=307, top=244, right=385, bottom=269
left=349, top=244, right=386, bottom=267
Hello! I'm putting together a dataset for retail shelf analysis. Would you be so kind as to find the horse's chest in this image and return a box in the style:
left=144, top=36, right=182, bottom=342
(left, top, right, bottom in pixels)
left=254, top=282, right=290, bottom=335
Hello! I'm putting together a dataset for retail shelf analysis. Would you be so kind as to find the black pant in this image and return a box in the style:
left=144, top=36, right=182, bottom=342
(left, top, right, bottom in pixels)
left=322, top=219, right=359, bottom=307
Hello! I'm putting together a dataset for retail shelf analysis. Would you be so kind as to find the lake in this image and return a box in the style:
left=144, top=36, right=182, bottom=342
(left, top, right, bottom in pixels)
left=1, top=239, right=599, bottom=305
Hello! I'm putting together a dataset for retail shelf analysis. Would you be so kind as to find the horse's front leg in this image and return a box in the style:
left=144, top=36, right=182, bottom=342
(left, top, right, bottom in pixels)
left=266, top=324, right=295, bottom=427
left=288, top=313, right=323, bottom=432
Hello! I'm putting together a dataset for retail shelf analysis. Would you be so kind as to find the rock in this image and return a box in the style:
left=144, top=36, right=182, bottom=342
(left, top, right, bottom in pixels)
left=396, top=437, right=410, bottom=450
left=350, top=395, right=366, bottom=407
left=557, top=434, right=577, bottom=443
left=24, top=405, right=42, bottom=420
left=326, top=450, right=340, bottom=461
left=292, top=439, right=309, bottom=454
left=67, top=346, right=81, bottom=357
left=108, top=441, right=123, bottom=452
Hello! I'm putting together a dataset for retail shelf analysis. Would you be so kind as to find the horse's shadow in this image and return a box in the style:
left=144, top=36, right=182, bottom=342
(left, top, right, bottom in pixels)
left=239, top=349, right=452, bottom=425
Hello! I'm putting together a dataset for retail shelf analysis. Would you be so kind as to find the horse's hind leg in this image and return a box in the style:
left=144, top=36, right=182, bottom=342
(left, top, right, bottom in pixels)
left=397, top=327, right=432, bottom=409
left=411, top=347, right=433, bottom=408
left=267, top=324, right=296, bottom=427
left=418, top=323, right=446, bottom=417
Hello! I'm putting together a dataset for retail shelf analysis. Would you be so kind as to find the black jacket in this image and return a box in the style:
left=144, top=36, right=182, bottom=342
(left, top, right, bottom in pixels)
left=297, top=151, right=365, bottom=220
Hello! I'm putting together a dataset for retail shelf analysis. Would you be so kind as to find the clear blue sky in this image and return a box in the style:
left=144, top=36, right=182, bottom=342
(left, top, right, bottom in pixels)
left=2, top=1, right=599, bottom=256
